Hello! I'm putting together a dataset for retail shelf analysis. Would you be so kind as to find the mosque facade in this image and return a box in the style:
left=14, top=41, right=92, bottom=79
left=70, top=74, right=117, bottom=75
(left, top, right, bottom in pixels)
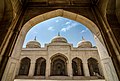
left=15, top=35, right=105, bottom=80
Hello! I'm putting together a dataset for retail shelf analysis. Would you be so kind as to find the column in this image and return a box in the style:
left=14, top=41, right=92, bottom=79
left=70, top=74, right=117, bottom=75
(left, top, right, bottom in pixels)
left=78, top=63, right=82, bottom=75
left=67, top=60, right=73, bottom=77
left=28, top=60, right=35, bottom=77
left=83, top=60, right=90, bottom=76
left=94, top=35, right=119, bottom=81
left=45, top=59, right=51, bottom=78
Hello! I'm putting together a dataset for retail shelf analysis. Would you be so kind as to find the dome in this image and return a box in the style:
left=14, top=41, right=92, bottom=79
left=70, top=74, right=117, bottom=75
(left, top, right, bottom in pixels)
left=51, top=33, right=67, bottom=43
left=78, top=37, right=92, bottom=48
left=26, top=37, right=41, bottom=48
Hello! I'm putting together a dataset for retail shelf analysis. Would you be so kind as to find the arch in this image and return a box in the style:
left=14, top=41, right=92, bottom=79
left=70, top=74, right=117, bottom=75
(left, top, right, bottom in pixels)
left=50, top=54, right=68, bottom=76
left=10, top=9, right=119, bottom=81
left=34, top=57, right=46, bottom=76
left=87, top=57, right=100, bottom=76
left=21, top=9, right=100, bottom=40
left=50, top=53, right=68, bottom=61
left=18, top=57, right=30, bottom=75
left=72, top=57, right=84, bottom=76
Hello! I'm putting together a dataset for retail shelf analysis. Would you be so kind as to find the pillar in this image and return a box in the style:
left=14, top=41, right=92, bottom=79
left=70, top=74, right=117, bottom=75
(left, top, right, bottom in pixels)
left=67, top=60, right=73, bottom=77
left=45, top=59, right=50, bottom=78
left=94, top=35, right=119, bottom=81
left=83, top=60, right=90, bottom=76
left=28, top=60, right=35, bottom=77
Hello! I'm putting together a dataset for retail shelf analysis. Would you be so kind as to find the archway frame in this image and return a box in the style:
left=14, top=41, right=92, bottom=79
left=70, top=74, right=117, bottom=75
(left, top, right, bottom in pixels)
left=1, top=9, right=119, bottom=81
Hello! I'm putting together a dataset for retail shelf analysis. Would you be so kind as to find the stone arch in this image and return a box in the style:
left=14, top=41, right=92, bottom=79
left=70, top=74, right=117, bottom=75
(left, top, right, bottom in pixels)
left=50, top=53, right=68, bottom=61
left=8, top=9, right=119, bottom=81
left=18, top=57, right=31, bottom=75
left=87, top=57, right=100, bottom=76
left=72, top=57, right=84, bottom=76
left=34, top=57, right=46, bottom=76
left=50, top=54, right=68, bottom=76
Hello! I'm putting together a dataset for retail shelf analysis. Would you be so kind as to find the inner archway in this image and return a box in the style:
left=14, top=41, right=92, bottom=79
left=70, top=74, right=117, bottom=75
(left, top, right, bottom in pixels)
left=88, top=58, right=100, bottom=76
left=50, top=54, right=68, bottom=76
left=34, top=57, right=46, bottom=76
left=2, top=9, right=119, bottom=81
left=18, top=57, right=30, bottom=75
left=72, top=57, right=84, bottom=76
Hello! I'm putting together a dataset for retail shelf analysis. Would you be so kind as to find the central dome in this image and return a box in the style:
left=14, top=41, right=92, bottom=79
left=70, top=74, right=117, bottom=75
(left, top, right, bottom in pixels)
left=51, top=33, right=67, bottom=43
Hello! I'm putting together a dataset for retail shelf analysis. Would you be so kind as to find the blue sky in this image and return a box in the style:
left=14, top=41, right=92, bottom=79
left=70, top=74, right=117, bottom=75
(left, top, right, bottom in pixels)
left=23, top=17, right=96, bottom=48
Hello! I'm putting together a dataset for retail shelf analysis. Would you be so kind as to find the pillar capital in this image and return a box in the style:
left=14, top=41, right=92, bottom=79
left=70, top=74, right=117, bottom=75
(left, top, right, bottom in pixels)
left=82, top=59, right=88, bottom=64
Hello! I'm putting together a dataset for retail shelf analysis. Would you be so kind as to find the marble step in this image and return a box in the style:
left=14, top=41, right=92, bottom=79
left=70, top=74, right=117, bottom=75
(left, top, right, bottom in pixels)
left=14, top=79, right=105, bottom=81
left=15, top=76, right=104, bottom=80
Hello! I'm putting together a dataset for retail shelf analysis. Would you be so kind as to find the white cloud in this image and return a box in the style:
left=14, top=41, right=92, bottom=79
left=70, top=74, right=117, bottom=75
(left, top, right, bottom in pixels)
left=61, top=22, right=78, bottom=32
left=61, top=28, right=67, bottom=32
left=80, top=28, right=88, bottom=33
left=48, top=27, right=54, bottom=31
left=81, top=30, right=85, bottom=33
left=65, top=21, right=71, bottom=25
left=55, top=20, right=59, bottom=22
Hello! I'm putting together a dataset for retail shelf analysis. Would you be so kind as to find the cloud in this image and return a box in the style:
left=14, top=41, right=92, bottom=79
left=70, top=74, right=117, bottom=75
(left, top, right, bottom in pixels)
left=81, top=30, right=85, bottom=33
left=65, top=21, right=71, bottom=25
left=55, top=20, right=59, bottom=22
left=61, top=28, right=67, bottom=32
left=48, top=27, right=55, bottom=31
left=80, top=28, right=88, bottom=33
left=61, top=22, right=79, bottom=32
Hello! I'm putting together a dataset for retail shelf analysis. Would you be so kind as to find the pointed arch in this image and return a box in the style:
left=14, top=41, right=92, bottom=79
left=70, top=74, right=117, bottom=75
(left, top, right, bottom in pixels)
left=11, top=9, right=119, bottom=81
left=50, top=54, right=68, bottom=76
left=72, top=57, right=84, bottom=76
left=87, top=57, right=100, bottom=76
left=34, top=57, right=46, bottom=76
left=21, top=9, right=100, bottom=40
left=18, top=57, right=31, bottom=75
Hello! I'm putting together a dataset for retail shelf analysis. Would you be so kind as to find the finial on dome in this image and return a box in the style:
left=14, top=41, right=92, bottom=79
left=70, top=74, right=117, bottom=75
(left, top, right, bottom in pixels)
left=58, top=32, right=60, bottom=36
left=82, top=36, right=85, bottom=40
left=34, top=36, right=37, bottom=41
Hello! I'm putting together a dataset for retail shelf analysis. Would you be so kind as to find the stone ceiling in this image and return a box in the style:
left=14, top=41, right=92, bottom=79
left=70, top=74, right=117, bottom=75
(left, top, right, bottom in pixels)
left=27, top=0, right=99, bottom=6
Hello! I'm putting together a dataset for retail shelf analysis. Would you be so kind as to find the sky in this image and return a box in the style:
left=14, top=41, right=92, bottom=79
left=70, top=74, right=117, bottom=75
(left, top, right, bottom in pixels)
left=23, top=16, right=96, bottom=48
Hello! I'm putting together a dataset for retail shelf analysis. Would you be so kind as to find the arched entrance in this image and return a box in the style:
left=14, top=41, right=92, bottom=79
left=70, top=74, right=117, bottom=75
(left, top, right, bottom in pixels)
left=1, top=9, right=119, bottom=81
left=72, top=57, right=84, bottom=76
left=88, top=58, right=100, bottom=76
left=18, top=57, right=30, bottom=75
left=50, top=54, right=68, bottom=76
left=34, top=57, right=46, bottom=76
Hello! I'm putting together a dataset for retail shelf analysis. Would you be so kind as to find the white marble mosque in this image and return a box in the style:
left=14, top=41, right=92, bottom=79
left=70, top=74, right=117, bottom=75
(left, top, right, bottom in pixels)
left=15, top=34, right=105, bottom=81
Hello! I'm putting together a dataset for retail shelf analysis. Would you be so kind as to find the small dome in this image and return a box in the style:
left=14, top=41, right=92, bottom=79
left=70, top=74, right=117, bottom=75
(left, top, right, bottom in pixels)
left=51, top=33, right=67, bottom=43
left=78, top=37, right=92, bottom=48
left=26, top=37, right=41, bottom=48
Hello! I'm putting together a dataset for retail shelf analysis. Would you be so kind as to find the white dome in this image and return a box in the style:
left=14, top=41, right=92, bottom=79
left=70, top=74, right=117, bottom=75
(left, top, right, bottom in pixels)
left=78, top=37, right=92, bottom=48
left=26, top=37, right=41, bottom=48
left=51, top=33, right=67, bottom=43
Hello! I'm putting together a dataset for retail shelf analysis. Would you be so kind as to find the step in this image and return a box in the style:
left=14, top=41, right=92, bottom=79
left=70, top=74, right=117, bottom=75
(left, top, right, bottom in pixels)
left=15, top=76, right=105, bottom=81
left=14, top=79, right=105, bottom=81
